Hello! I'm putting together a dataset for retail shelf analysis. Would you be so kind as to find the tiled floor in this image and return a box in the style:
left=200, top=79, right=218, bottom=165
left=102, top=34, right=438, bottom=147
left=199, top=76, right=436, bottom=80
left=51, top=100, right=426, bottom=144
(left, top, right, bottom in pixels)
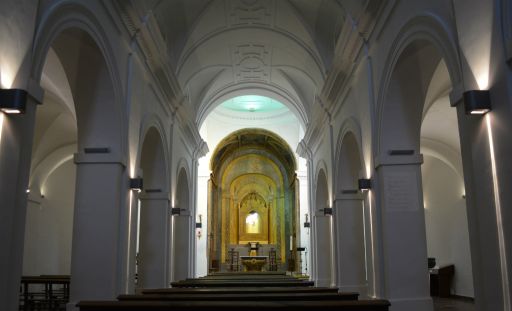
left=433, top=296, right=475, bottom=311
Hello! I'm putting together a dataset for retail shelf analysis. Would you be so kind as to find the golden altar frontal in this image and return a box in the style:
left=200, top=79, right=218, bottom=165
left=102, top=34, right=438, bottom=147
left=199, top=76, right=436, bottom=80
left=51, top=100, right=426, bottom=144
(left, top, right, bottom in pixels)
left=240, top=256, right=268, bottom=272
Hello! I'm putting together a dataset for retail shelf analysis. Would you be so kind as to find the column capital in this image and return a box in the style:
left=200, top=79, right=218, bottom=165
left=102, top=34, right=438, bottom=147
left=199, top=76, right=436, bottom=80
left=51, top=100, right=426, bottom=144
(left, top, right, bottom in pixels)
left=334, top=192, right=364, bottom=202
left=139, top=191, right=170, bottom=201
left=374, top=153, right=423, bottom=169
left=74, top=151, right=127, bottom=167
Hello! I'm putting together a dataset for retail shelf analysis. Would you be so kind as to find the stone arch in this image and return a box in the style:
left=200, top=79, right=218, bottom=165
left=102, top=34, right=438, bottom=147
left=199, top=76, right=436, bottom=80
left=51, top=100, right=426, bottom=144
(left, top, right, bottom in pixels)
left=136, top=125, right=171, bottom=288
left=312, top=167, right=333, bottom=287
left=27, top=3, right=128, bottom=303
left=373, top=14, right=468, bottom=310
left=197, top=85, right=308, bottom=134
left=31, top=1, right=125, bottom=155
left=172, top=164, right=193, bottom=282
left=333, top=130, right=368, bottom=295
left=208, top=128, right=298, bottom=272
left=377, top=13, right=463, bottom=155
left=175, top=165, right=191, bottom=211
left=334, top=118, right=365, bottom=193
left=137, top=117, right=169, bottom=189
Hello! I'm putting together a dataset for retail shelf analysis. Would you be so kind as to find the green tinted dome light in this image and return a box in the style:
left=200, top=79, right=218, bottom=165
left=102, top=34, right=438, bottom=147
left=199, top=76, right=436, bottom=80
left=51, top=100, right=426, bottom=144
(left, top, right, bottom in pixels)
left=220, top=95, right=286, bottom=112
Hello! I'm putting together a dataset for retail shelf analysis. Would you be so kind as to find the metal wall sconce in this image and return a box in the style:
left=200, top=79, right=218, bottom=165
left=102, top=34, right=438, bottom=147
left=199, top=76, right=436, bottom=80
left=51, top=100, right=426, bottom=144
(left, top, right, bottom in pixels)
left=303, top=213, right=310, bottom=228
left=358, top=178, right=372, bottom=191
left=0, top=89, right=27, bottom=114
left=129, top=177, right=143, bottom=192
left=171, top=207, right=181, bottom=215
left=323, top=208, right=333, bottom=216
left=196, top=214, right=203, bottom=228
left=464, top=90, right=491, bottom=115
left=196, top=214, right=203, bottom=239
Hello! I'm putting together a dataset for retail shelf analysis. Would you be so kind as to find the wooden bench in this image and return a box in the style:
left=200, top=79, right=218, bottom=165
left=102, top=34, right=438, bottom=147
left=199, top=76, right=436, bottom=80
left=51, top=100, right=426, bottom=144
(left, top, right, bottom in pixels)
left=170, top=280, right=315, bottom=287
left=78, top=299, right=391, bottom=311
left=141, top=286, right=340, bottom=295
left=117, top=292, right=360, bottom=301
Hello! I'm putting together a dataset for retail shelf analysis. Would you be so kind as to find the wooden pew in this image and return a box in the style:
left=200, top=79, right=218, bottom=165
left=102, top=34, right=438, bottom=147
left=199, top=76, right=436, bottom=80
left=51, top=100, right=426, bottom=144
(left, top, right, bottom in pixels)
left=78, top=299, right=391, bottom=311
left=117, top=292, right=360, bottom=301
left=170, top=280, right=315, bottom=287
left=141, top=287, right=339, bottom=295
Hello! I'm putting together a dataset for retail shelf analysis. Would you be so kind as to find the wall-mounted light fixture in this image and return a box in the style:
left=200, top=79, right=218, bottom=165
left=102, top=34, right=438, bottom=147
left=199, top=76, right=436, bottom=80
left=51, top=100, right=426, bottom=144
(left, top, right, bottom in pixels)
left=0, top=89, right=27, bottom=114
left=129, top=177, right=143, bottom=192
left=464, top=90, right=491, bottom=115
left=303, top=213, right=310, bottom=228
left=196, top=214, right=202, bottom=239
left=358, top=178, right=372, bottom=191
left=196, top=214, right=203, bottom=228
left=171, top=207, right=181, bottom=215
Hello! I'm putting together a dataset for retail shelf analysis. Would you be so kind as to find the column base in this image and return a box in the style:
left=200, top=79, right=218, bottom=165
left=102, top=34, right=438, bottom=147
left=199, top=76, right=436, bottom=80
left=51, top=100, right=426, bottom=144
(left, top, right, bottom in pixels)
left=66, top=302, right=78, bottom=311
left=315, top=277, right=332, bottom=287
left=339, top=284, right=368, bottom=297
left=389, top=297, right=433, bottom=311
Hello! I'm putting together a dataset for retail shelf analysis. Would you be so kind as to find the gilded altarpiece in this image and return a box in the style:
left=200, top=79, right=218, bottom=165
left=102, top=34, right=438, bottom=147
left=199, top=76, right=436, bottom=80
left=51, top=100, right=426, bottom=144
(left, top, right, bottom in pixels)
left=208, top=129, right=299, bottom=272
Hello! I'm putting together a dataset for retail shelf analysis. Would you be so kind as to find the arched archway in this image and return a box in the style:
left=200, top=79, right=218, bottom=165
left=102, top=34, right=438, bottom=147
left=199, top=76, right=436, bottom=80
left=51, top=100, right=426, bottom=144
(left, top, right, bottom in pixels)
left=137, top=126, right=169, bottom=288
left=23, top=46, right=78, bottom=284
left=333, top=131, right=367, bottom=296
left=173, top=166, right=192, bottom=281
left=29, top=6, right=126, bottom=304
left=207, top=129, right=298, bottom=274
left=375, top=21, right=475, bottom=309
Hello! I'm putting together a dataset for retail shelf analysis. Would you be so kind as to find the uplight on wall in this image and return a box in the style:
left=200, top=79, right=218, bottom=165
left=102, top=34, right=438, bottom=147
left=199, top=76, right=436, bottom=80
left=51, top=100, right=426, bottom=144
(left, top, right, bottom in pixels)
left=0, top=89, right=27, bottom=114
left=464, top=90, right=491, bottom=115
left=196, top=214, right=203, bottom=239
left=129, top=177, right=143, bottom=192
left=358, top=178, right=372, bottom=191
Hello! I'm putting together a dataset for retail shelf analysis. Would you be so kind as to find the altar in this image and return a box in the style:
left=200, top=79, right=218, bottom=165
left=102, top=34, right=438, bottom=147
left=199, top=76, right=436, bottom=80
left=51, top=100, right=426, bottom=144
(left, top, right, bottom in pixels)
left=240, top=256, right=268, bottom=272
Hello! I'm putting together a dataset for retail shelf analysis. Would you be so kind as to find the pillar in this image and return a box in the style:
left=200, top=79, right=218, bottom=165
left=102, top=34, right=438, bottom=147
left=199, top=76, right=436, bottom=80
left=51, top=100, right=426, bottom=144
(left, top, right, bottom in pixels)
left=0, top=98, right=37, bottom=311
left=374, top=153, right=432, bottom=311
left=68, top=152, right=127, bottom=307
left=173, top=211, right=192, bottom=281
left=312, top=210, right=332, bottom=287
left=138, top=192, right=171, bottom=288
left=333, top=192, right=367, bottom=295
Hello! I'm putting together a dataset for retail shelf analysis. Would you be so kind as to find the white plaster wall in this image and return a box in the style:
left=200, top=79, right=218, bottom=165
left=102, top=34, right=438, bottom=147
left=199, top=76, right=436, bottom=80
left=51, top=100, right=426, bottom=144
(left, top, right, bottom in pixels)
left=23, top=160, right=75, bottom=276
left=422, top=155, right=474, bottom=297
left=0, top=0, right=38, bottom=88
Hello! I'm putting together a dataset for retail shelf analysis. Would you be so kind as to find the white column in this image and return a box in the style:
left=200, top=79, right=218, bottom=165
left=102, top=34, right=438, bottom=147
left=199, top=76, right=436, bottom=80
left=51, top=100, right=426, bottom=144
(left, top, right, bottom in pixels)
left=173, top=211, right=192, bottom=281
left=375, top=154, right=432, bottom=311
left=333, top=192, right=367, bottom=296
left=68, top=152, right=127, bottom=307
left=0, top=99, right=37, bottom=311
left=138, top=192, right=171, bottom=288
left=313, top=211, right=332, bottom=287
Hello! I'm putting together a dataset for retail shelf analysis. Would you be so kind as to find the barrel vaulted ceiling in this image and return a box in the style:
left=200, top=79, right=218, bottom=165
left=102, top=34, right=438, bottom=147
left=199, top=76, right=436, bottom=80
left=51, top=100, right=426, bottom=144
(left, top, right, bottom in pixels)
left=124, top=0, right=380, bottom=127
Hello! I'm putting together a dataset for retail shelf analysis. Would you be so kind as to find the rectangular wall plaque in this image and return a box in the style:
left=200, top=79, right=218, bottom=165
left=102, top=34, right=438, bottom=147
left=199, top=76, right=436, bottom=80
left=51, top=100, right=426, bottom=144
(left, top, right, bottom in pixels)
left=384, top=170, right=419, bottom=211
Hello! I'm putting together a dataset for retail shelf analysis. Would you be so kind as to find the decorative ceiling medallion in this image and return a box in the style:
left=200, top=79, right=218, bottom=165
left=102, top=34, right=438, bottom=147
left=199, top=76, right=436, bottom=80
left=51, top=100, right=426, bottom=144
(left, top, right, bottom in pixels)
left=229, top=0, right=273, bottom=27
left=233, top=44, right=271, bottom=82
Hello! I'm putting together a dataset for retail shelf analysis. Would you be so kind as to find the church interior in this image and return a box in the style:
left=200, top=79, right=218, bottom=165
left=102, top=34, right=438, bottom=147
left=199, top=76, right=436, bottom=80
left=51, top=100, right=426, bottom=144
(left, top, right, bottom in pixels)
left=1, top=1, right=511, bottom=311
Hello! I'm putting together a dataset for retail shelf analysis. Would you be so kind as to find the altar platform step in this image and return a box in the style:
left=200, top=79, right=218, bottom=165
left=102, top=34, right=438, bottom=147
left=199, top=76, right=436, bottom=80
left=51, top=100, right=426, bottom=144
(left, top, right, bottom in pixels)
left=140, top=286, right=340, bottom=295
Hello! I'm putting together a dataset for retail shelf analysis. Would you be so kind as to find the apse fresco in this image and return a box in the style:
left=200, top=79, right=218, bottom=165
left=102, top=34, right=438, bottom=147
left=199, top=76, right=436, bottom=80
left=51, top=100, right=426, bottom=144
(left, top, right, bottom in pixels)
left=208, top=129, right=299, bottom=272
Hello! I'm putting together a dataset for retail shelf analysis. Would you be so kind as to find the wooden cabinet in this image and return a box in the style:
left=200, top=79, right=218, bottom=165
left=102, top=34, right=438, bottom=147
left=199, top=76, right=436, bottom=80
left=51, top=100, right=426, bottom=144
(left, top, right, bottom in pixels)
left=430, top=265, right=455, bottom=297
